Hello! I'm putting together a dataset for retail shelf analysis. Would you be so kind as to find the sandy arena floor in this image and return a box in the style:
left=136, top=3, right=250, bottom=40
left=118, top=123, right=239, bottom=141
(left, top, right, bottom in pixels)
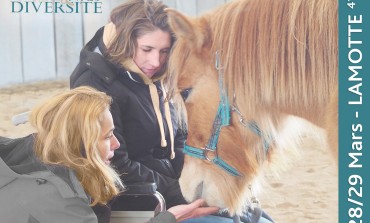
left=0, top=80, right=338, bottom=223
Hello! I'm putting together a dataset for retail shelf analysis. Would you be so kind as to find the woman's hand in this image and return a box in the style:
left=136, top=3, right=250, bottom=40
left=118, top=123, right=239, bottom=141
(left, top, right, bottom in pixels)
left=167, top=199, right=220, bottom=222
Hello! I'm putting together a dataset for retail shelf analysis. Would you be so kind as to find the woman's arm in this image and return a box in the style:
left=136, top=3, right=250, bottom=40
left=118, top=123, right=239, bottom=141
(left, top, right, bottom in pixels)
left=148, top=199, right=219, bottom=223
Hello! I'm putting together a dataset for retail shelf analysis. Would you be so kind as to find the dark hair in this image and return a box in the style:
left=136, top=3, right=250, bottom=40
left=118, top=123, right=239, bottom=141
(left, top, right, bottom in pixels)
left=107, top=0, right=174, bottom=65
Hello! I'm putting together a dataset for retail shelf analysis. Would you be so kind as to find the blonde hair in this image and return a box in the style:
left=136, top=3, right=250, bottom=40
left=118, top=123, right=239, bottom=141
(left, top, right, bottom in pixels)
left=30, top=86, right=124, bottom=205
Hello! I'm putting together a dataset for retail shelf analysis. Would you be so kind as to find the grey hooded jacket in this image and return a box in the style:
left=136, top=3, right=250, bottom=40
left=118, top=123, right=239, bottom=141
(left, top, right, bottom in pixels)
left=0, top=135, right=98, bottom=223
left=0, top=135, right=175, bottom=223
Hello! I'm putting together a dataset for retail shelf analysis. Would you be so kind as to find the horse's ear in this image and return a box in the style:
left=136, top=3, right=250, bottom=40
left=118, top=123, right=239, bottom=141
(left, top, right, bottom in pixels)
left=166, top=8, right=211, bottom=51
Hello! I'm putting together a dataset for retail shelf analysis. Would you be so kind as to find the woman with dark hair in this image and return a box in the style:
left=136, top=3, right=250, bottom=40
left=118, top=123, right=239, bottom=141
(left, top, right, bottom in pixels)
left=70, top=0, right=187, bottom=212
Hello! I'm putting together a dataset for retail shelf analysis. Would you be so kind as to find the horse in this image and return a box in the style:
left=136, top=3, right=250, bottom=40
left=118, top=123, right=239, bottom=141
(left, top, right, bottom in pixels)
left=165, top=0, right=338, bottom=215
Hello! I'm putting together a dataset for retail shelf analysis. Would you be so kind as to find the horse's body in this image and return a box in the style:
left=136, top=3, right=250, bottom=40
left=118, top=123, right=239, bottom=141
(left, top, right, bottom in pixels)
left=166, top=0, right=337, bottom=215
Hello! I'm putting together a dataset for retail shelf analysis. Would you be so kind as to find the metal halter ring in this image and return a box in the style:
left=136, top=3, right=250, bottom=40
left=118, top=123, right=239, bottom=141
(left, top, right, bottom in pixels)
left=203, top=147, right=218, bottom=162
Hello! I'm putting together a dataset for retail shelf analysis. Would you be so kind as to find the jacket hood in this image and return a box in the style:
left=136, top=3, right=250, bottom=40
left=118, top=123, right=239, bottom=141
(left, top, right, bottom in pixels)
left=0, top=135, right=45, bottom=174
left=0, top=135, right=45, bottom=188
left=0, top=135, right=85, bottom=197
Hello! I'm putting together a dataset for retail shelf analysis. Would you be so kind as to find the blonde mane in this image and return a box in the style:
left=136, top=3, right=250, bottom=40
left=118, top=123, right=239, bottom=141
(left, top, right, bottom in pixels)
left=169, top=0, right=338, bottom=123
left=209, top=0, right=338, bottom=120
left=166, top=0, right=338, bottom=215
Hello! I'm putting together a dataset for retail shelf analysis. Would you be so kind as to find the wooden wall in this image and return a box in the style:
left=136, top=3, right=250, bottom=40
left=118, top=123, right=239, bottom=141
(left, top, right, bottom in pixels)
left=0, top=0, right=231, bottom=88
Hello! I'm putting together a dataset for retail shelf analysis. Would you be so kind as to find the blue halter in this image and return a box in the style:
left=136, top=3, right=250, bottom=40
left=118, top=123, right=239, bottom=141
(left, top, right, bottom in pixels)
left=183, top=51, right=271, bottom=177
left=183, top=51, right=241, bottom=177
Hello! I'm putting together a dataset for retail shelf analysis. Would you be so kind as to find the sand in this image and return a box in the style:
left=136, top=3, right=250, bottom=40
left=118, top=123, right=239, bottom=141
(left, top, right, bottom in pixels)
left=0, top=80, right=338, bottom=223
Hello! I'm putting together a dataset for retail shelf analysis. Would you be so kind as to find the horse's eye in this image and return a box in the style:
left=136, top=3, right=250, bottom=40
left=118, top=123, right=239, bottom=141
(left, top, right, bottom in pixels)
left=180, top=88, right=192, bottom=101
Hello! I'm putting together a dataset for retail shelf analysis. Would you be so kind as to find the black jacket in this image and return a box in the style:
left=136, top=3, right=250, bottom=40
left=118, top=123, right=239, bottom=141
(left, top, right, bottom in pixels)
left=70, top=27, right=187, bottom=208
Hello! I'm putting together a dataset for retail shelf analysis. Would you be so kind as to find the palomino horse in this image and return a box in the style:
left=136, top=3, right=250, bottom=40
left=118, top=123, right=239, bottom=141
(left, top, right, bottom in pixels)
left=166, top=0, right=338, bottom=215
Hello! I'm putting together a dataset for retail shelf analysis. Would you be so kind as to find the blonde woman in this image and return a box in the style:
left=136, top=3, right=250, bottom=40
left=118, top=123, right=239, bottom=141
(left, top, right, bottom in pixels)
left=0, top=86, right=218, bottom=223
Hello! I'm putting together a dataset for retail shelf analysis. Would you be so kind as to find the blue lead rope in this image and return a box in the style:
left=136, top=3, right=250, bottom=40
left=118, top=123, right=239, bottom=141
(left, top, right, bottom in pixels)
left=247, top=121, right=272, bottom=154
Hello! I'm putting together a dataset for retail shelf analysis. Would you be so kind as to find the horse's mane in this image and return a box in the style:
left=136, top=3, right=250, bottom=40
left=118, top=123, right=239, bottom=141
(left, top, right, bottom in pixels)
left=206, top=0, right=338, bottom=116
left=166, top=0, right=338, bottom=213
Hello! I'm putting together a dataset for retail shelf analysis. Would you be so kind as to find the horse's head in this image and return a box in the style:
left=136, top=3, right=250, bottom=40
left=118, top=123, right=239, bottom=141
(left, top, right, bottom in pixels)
left=166, top=8, right=267, bottom=214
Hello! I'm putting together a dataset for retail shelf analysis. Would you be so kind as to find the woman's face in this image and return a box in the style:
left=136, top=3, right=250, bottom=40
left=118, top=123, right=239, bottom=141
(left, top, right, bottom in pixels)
left=98, top=108, right=120, bottom=165
left=133, top=29, right=171, bottom=78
